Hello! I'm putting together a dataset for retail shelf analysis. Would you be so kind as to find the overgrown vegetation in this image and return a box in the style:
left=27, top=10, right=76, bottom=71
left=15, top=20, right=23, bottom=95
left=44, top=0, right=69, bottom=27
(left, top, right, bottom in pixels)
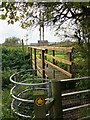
left=1, top=45, right=30, bottom=120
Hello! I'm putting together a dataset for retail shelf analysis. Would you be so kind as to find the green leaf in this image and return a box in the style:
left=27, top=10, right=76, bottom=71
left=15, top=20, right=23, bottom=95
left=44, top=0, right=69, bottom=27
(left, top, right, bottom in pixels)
left=11, top=20, right=14, bottom=24
left=2, top=2, right=6, bottom=7
left=0, top=14, right=6, bottom=20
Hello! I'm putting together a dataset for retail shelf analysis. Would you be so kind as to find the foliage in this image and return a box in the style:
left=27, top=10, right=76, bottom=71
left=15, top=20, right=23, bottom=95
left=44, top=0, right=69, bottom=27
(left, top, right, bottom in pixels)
left=2, top=37, right=21, bottom=47
left=2, top=46, right=30, bottom=70
left=72, top=43, right=88, bottom=78
left=1, top=46, right=31, bottom=119
left=2, top=46, right=30, bottom=89
left=2, top=88, right=14, bottom=119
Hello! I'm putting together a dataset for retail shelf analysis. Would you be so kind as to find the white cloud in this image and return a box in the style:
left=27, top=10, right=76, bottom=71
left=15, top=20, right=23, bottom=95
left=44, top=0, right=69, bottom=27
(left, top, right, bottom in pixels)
left=0, top=20, right=27, bottom=44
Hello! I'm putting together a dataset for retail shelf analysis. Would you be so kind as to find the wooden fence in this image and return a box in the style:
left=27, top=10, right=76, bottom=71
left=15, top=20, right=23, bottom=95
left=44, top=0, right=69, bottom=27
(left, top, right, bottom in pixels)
left=28, top=46, right=73, bottom=79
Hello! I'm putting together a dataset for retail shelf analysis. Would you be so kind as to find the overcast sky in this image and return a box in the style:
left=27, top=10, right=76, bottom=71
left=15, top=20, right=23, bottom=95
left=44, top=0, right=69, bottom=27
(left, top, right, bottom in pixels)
left=0, top=19, right=60, bottom=45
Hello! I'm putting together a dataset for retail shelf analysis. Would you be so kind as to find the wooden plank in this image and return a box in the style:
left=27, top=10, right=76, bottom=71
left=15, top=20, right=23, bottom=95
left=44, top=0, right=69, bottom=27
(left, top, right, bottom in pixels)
left=28, top=46, right=72, bottom=52
left=36, top=57, right=72, bottom=78
left=45, top=60, right=72, bottom=78
left=34, top=48, right=37, bottom=71
left=68, top=52, right=72, bottom=73
left=52, top=50, right=55, bottom=64
left=29, top=47, right=32, bottom=69
left=33, top=58, right=48, bottom=79
left=41, top=50, right=45, bottom=78
left=28, top=46, right=45, bottom=50
left=36, top=62, right=48, bottom=79
left=37, top=46, right=72, bottom=52
left=44, top=53, right=72, bottom=65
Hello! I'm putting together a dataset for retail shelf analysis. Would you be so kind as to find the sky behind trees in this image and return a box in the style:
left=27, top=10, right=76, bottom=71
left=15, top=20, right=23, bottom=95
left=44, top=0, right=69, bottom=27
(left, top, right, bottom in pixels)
left=0, top=19, right=60, bottom=44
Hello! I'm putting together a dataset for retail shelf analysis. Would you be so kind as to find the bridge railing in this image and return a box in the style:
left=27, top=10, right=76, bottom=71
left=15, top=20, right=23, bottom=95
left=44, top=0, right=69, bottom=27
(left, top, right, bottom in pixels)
left=28, top=46, right=73, bottom=78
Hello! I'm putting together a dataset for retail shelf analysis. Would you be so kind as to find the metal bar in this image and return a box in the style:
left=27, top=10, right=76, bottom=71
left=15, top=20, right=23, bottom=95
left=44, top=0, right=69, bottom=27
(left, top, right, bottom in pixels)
left=60, top=76, right=90, bottom=82
left=78, top=116, right=90, bottom=120
left=11, top=99, right=31, bottom=118
left=63, top=103, right=90, bottom=112
left=62, top=89, right=90, bottom=97
left=10, top=77, right=49, bottom=86
left=10, top=87, right=34, bottom=103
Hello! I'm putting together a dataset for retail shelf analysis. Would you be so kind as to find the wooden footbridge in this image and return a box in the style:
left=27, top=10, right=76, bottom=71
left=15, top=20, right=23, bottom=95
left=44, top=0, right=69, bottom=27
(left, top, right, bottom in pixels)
left=28, top=46, right=73, bottom=80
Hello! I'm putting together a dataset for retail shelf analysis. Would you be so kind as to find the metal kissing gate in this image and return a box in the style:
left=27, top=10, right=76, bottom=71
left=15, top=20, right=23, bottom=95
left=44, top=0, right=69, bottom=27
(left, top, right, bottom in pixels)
left=10, top=69, right=62, bottom=119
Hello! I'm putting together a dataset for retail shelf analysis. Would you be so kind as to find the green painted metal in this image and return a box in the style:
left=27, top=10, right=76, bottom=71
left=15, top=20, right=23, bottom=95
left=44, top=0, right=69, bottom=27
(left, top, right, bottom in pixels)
left=33, top=90, right=46, bottom=119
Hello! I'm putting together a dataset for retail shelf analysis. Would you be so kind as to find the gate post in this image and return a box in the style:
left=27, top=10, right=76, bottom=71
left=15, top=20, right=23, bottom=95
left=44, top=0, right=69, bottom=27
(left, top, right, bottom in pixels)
left=29, top=47, right=32, bottom=69
left=34, top=48, right=37, bottom=75
left=68, top=51, right=72, bottom=74
left=52, top=50, right=55, bottom=79
left=33, top=90, right=46, bottom=119
left=52, top=80, right=63, bottom=119
left=42, top=49, right=45, bottom=79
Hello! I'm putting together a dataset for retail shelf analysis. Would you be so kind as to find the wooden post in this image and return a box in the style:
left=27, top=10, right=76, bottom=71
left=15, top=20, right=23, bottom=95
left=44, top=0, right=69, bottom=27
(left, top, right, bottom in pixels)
left=52, top=50, right=55, bottom=79
left=22, top=39, right=25, bottom=61
left=33, top=90, right=46, bottom=119
left=52, top=80, right=63, bottom=119
left=52, top=50, right=55, bottom=64
left=29, top=47, right=32, bottom=69
left=39, top=10, right=41, bottom=43
left=42, top=49, right=45, bottom=79
left=68, top=52, right=72, bottom=74
left=42, top=12, right=44, bottom=42
left=45, top=49, right=48, bottom=68
left=34, top=48, right=37, bottom=75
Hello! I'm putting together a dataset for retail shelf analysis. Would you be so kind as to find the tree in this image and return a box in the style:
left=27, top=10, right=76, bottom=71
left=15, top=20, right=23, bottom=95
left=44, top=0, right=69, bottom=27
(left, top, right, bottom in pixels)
left=3, top=37, right=21, bottom=47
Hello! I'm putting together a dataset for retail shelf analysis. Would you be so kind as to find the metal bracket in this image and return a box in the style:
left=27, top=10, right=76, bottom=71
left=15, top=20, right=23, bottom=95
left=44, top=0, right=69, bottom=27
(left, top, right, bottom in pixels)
left=45, top=98, right=55, bottom=112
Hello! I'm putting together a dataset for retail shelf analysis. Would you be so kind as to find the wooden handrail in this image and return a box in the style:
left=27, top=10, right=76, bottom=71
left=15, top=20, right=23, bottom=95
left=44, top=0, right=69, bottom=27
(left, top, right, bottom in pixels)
left=45, top=60, right=72, bottom=78
left=29, top=46, right=72, bottom=52
left=29, top=46, right=45, bottom=50
left=36, top=57, right=72, bottom=78
left=44, top=53, right=72, bottom=65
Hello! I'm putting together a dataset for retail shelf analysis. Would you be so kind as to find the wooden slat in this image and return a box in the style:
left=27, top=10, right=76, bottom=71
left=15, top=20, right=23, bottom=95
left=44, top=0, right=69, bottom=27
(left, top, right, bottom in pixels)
left=44, top=53, right=72, bottom=65
left=29, top=46, right=72, bottom=52
left=32, top=59, right=48, bottom=79
left=29, top=46, right=45, bottom=50
left=37, top=57, right=72, bottom=78
left=45, top=60, right=72, bottom=78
